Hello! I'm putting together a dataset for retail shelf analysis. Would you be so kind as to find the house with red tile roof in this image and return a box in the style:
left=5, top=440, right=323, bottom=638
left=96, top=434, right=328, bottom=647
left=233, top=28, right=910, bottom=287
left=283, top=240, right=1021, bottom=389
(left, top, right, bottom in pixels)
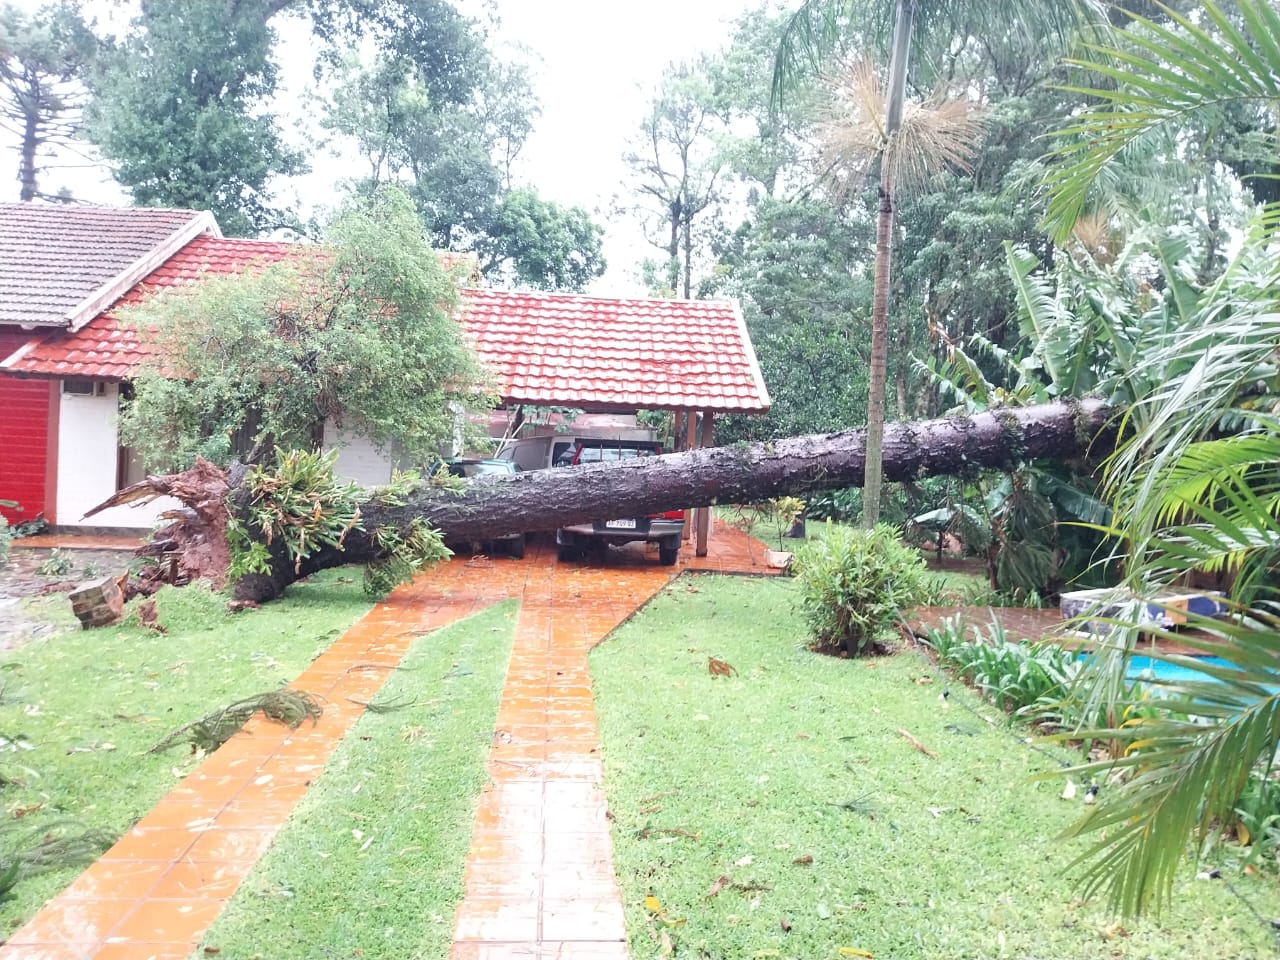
left=0, top=203, right=221, bottom=527
left=0, top=203, right=769, bottom=534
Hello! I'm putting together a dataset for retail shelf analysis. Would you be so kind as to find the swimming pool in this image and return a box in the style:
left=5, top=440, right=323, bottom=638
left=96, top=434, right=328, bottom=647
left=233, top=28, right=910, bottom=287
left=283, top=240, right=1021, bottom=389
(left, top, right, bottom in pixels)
left=1125, top=655, right=1235, bottom=684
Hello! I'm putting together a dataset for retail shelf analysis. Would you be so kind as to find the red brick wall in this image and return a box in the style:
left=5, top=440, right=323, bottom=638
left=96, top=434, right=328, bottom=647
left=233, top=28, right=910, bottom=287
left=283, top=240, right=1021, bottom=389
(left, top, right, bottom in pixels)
left=0, top=330, right=51, bottom=524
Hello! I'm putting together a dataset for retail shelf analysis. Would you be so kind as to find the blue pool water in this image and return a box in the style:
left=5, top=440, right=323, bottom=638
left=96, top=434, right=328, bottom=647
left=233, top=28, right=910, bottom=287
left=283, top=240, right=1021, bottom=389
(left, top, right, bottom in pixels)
left=1124, top=655, right=1234, bottom=684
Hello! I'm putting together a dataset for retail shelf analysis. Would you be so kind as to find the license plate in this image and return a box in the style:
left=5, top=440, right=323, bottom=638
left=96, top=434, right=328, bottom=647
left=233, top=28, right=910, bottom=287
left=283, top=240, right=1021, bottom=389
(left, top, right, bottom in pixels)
left=604, top=518, right=637, bottom=529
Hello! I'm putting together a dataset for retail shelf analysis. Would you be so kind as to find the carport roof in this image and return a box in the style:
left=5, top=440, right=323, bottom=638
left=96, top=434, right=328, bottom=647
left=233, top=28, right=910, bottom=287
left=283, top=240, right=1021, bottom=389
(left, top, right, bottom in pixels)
left=1, top=234, right=770, bottom=415
left=461, top=288, right=769, bottom=413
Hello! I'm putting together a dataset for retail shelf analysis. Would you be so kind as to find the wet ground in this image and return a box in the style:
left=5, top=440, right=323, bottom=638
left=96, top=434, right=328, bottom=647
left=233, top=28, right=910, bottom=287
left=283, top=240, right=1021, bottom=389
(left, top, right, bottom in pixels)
left=0, top=541, right=137, bottom=650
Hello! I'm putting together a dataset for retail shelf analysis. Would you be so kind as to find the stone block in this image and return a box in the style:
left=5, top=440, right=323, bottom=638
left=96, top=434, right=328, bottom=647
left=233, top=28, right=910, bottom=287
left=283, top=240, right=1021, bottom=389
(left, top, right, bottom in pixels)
left=68, top=574, right=126, bottom=629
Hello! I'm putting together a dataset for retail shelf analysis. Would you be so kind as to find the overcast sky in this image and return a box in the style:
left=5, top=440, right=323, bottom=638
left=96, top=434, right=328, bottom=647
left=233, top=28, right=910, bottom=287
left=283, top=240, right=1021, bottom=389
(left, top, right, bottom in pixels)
left=3, top=0, right=768, bottom=293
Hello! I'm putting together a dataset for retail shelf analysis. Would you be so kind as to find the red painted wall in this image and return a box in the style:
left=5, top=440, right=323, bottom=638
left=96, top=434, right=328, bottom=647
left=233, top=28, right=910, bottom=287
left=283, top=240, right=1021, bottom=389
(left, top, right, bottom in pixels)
left=0, top=330, right=51, bottom=524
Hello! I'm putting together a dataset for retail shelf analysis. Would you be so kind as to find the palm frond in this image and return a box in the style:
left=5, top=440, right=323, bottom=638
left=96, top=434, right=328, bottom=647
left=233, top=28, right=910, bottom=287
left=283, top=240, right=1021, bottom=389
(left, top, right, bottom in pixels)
left=820, top=57, right=984, bottom=193
left=1044, top=0, right=1280, bottom=242
left=771, top=0, right=858, bottom=111
left=1048, top=606, right=1280, bottom=915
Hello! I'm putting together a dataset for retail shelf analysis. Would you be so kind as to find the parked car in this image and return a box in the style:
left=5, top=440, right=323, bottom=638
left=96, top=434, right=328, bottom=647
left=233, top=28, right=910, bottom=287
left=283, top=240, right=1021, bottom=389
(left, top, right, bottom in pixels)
left=443, top=458, right=526, bottom=559
left=553, top=439, right=685, bottom=566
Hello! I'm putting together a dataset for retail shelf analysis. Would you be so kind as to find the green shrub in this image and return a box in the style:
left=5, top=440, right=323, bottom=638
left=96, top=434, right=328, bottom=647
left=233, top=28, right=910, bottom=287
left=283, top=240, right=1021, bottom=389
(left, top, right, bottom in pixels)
left=36, top=550, right=72, bottom=577
left=804, top=486, right=862, bottom=522
left=794, top=523, right=932, bottom=656
left=1228, top=771, right=1280, bottom=864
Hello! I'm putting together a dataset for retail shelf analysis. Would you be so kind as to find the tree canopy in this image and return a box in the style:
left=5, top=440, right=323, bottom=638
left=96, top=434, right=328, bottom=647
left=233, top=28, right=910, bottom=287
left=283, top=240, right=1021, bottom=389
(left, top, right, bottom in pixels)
left=119, top=188, right=490, bottom=472
left=0, top=0, right=94, bottom=201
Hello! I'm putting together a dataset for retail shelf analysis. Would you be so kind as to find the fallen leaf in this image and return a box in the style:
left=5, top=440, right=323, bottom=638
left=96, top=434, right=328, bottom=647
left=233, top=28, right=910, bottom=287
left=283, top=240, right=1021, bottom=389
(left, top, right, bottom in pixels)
left=706, top=874, right=731, bottom=898
left=735, top=854, right=753, bottom=867
left=792, top=855, right=813, bottom=865
left=838, top=949, right=874, bottom=958
left=896, top=728, right=937, bottom=759
left=816, top=902, right=832, bottom=920
left=708, top=656, right=738, bottom=678
left=796, top=732, right=811, bottom=740
left=660, top=930, right=674, bottom=956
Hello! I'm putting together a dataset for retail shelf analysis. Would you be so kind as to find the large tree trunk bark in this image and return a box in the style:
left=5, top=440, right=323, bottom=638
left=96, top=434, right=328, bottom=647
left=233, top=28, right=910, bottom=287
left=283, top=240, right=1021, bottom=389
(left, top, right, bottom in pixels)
left=96, top=400, right=1116, bottom=603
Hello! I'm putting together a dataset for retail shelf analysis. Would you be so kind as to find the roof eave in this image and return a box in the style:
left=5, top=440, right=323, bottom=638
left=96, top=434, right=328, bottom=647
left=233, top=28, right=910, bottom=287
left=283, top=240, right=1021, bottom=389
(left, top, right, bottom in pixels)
left=0, top=335, right=44, bottom=374
left=63, top=211, right=222, bottom=333
left=730, top=298, right=772, bottom=412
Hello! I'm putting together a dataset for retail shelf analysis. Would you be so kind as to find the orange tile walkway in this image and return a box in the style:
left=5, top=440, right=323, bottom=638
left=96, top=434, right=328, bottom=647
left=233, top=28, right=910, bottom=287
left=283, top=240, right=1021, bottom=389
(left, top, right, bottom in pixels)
left=12, top=534, right=146, bottom=551
left=0, top=523, right=775, bottom=960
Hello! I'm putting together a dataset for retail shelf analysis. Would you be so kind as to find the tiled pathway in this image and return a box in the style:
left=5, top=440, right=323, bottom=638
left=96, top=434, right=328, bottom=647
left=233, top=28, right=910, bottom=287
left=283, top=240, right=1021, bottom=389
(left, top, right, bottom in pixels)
left=0, top=526, right=775, bottom=960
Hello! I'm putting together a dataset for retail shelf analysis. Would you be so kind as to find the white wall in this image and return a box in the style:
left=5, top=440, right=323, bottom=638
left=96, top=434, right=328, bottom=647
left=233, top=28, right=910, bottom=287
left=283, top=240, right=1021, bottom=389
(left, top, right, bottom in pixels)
left=57, top=398, right=402, bottom=527
left=322, top=421, right=398, bottom=487
left=56, top=384, right=179, bottom=528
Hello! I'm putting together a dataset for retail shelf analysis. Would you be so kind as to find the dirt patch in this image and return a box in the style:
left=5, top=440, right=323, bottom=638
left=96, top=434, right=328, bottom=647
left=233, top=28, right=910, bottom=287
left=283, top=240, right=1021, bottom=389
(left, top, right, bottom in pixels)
left=0, top=546, right=137, bottom=650
left=906, top=605, right=1072, bottom=644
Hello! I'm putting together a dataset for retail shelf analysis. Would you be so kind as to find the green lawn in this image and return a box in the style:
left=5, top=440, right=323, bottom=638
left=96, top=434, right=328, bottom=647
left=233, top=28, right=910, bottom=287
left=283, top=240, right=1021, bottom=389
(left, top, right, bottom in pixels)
left=590, top=575, right=1280, bottom=960
left=0, top=570, right=373, bottom=934
left=195, top=599, right=516, bottom=960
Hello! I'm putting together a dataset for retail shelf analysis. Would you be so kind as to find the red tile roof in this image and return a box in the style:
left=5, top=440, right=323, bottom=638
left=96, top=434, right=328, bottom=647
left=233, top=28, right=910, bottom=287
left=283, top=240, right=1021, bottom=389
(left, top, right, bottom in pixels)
left=1, top=235, right=298, bottom=380
left=461, top=289, right=769, bottom=413
left=2, top=237, right=770, bottom=414
left=0, top=203, right=215, bottom=329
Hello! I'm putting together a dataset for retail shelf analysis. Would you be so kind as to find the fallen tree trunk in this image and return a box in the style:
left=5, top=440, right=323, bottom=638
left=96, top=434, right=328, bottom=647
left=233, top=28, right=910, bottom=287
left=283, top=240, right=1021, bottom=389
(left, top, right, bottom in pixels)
left=94, top=399, right=1116, bottom=602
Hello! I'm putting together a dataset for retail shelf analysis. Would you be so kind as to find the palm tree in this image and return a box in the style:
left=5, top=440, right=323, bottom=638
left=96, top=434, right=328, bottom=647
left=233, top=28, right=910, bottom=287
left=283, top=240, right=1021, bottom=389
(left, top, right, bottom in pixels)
left=1035, top=0, right=1280, bottom=916
left=772, top=0, right=1106, bottom=527
left=818, top=54, right=983, bottom=526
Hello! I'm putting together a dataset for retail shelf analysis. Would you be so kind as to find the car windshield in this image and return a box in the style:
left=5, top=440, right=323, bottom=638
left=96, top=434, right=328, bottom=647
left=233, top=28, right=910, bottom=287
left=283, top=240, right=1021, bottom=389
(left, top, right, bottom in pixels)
left=448, top=461, right=512, bottom=478
left=576, top=447, right=654, bottom=464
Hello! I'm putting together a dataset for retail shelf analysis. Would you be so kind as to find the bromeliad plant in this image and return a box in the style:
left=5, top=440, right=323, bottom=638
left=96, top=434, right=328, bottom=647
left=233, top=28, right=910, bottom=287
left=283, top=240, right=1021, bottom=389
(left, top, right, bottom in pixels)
left=227, top=448, right=364, bottom=580
left=227, top=449, right=449, bottom=599
left=924, top=618, right=1082, bottom=715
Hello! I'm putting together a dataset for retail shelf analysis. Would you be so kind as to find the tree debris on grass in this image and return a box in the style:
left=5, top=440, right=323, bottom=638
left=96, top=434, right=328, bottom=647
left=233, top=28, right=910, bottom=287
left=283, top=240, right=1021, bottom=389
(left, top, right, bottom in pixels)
left=148, top=689, right=323, bottom=754
left=636, top=826, right=700, bottom=841
left=0, top=821, right=115, bottom=902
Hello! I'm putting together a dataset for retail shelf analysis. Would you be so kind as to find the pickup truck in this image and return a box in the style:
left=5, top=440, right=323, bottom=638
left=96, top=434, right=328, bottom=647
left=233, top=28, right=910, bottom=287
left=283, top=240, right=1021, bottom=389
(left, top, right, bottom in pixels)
left=553, top=439, right=685, bottom=566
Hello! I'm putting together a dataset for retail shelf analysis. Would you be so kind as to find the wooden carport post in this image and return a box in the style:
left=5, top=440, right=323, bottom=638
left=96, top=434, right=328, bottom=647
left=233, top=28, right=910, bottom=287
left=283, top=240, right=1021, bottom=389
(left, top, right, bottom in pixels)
left=682, top=411, right=697, bottom=543
left=696, top=411, right=714, bottom=556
